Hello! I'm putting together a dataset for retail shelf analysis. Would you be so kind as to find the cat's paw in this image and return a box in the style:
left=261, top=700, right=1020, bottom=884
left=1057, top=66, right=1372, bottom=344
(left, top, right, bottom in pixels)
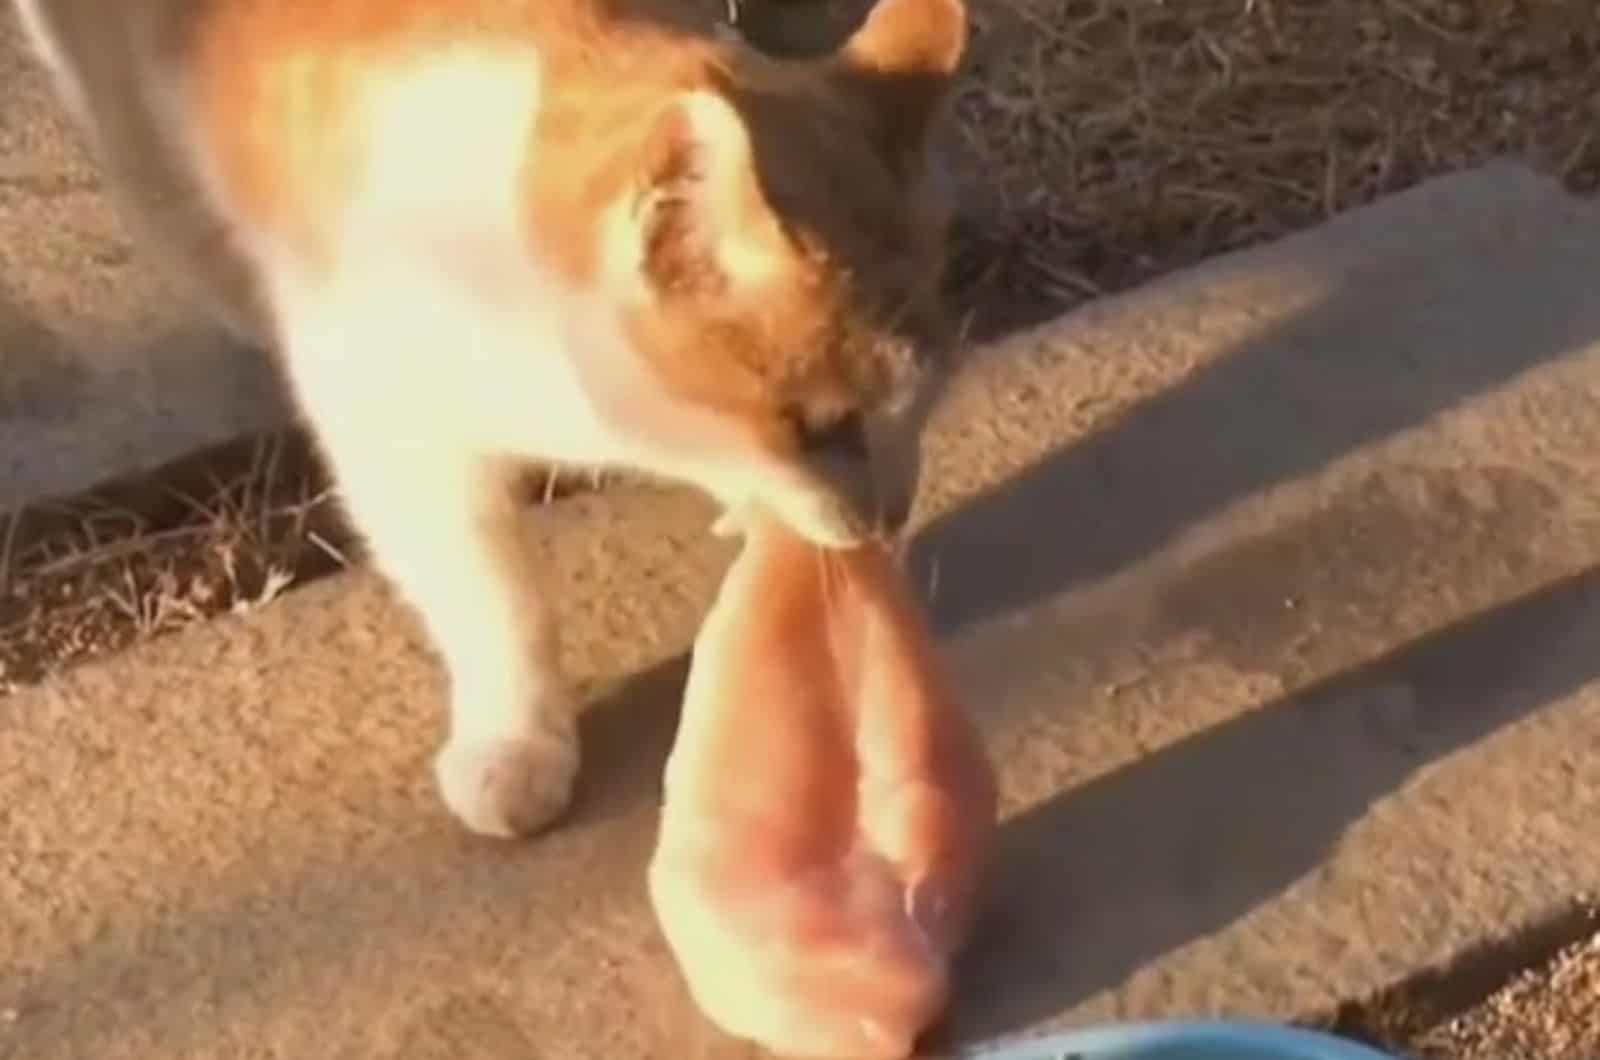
left=433, top=727, right=580, bottom=839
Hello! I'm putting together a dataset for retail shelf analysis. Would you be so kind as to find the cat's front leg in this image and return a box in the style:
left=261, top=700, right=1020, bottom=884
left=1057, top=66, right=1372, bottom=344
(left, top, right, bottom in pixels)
left=317, top=427, right=579, bottom=839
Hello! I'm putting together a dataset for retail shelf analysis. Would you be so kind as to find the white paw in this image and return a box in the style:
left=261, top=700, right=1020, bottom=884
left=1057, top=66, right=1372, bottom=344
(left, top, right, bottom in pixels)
left=433, top=727, right=580, bottom=839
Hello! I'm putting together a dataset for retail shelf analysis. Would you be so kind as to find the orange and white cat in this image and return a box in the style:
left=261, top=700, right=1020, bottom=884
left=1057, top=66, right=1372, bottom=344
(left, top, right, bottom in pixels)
left=14, top=0, right=968, bottom=839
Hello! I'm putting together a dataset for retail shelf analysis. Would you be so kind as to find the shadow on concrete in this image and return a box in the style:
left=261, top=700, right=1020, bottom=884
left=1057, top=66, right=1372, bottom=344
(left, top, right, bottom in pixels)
left=571, top=654, right=692, bottom=825
left=909, top=210, right=1600, bottom=636
left=0, top=277, right=83, bottom=423
left=935, top=566, right=1600, bottom=1047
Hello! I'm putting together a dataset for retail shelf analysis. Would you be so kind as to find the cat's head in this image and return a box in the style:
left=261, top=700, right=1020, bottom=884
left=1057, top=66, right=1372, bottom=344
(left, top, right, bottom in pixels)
left=571, top=0, right=968, bottom=546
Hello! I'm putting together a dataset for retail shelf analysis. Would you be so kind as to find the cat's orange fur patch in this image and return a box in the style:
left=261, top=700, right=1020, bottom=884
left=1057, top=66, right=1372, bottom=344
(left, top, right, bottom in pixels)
left=180, top=0, right=966, bottom=457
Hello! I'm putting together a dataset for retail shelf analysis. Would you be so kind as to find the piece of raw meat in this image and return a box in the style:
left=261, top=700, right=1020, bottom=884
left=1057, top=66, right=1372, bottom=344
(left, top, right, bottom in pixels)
left=649, top=515, right=997, bottom=1059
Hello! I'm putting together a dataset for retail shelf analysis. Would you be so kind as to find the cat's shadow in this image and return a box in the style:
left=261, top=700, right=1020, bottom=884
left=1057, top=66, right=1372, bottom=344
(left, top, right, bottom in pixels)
left=570, top=653, right=691, bottom=825
left=0, top=276, right=84, bottom=423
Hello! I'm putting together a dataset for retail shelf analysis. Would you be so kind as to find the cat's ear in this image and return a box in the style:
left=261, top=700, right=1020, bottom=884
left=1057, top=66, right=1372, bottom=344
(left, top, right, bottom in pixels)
left=832, top=0, right=968, bottom=170
left=630, top=90, right=779, bottom=299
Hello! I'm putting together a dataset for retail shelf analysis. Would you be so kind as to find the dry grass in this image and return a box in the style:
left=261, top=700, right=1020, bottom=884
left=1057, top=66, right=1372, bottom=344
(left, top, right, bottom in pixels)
left=947, top=0, right=1600, bottom=329
left=0, top=432, right=343, bottom=691
left=0, top=434, right=610, bottom=692
left=5, top=0, right=1599, bottom=689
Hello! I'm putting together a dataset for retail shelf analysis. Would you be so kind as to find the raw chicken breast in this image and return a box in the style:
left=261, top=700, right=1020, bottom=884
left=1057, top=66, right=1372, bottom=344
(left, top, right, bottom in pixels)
left=648, top=516, right=997, bottom=1059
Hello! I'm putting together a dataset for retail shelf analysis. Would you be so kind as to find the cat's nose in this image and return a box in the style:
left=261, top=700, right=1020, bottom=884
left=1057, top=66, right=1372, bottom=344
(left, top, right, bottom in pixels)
left=830, top=463, right=911, bottom=543
left=798, top=415, right=917, bottom=541
left=874, top=488, right=913, bottom=538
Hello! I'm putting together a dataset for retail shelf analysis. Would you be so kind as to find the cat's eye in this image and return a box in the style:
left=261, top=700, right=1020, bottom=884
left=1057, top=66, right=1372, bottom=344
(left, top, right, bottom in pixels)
left=792, top=409, right=869, bottom=461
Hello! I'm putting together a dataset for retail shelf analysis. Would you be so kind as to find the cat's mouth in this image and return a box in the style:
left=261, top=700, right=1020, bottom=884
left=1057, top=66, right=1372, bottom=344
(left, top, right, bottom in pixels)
left=717, top=484, right=868, bottom=551
left=716, top=462, right=914, bottom=554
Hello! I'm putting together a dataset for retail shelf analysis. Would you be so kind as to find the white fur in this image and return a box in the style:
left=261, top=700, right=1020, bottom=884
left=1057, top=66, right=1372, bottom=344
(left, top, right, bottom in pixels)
left=186, top=47, right=849, bottom=836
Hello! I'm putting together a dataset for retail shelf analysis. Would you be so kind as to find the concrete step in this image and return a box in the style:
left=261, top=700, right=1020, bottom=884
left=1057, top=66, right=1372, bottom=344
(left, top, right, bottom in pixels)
left=4, top=161, right=1600, bottom=1059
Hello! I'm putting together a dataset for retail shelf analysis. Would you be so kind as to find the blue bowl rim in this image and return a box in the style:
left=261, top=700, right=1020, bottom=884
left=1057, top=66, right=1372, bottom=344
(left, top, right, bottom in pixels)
left=960, top=1020, right=1401, bottom=1060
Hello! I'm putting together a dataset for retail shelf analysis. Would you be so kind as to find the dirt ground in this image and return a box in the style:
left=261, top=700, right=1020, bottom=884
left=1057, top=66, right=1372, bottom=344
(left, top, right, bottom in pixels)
left=1319, top=905, right=1600, bottom=1058
left=942, top=0, right=1600, bottom=332
left=2, top=1, right=1599, bottom=1047
left=1411, top=932, right=1600, bottom=1059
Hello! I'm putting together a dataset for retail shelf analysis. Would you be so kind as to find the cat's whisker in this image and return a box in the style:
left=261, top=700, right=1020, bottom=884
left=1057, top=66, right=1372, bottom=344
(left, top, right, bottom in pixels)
left=956, top=306, right=978, bottom=345
left=815, top=545, right=836, bottom=624
left=819, top=546, right=857, bottom=668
